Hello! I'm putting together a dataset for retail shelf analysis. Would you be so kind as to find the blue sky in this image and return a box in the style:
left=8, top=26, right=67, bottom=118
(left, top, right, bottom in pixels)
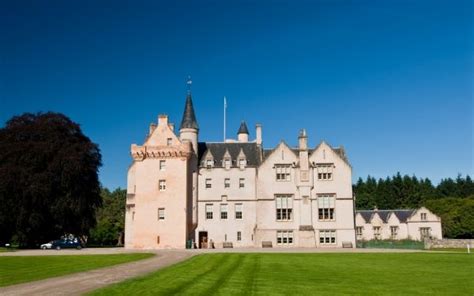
left=1, top=0, right=472, bottom=189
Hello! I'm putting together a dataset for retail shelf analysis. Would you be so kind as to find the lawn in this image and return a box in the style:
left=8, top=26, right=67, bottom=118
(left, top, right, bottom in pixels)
left=91, top=253, right=473, bottom=296
left=0, top=253, right=154, bottom=287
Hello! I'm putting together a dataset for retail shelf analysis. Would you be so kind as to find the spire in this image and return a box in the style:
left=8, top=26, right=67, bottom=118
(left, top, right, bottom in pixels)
left=180, top=78, right=199, bottom=130
left=237, top=121, right=249, bottom=135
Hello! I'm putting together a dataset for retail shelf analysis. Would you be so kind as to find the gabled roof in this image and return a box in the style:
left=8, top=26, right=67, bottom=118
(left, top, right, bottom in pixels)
left=237, top=121, right=249, bottom=134
left=261, top=141, right=298, bottom=162
left=180, top=93, right=199, bottom=130
left=311, top=141, right=350, bottom=166
left=198, top=142, right=262, bottom=167
left=356, top=209, right=416, bottom=223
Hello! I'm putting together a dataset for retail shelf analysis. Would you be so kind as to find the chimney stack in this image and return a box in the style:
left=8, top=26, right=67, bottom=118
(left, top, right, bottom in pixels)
left=149, top=123, right=157, bottom=135
left=256, top=124, right=262, bottom=145
left=298, top=129, right=307, bottom=150
left=158, top=114, right=168, bottom=125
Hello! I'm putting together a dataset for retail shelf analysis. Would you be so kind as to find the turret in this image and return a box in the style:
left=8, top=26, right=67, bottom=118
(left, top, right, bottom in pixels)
left=237, top=121, right=249, bottom=143
left=179, top=87, right=199, bottom=154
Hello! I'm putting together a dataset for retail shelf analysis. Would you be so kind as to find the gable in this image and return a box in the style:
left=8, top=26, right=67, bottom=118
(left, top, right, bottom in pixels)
left=407, top=207, right=440, bottom=222
left=260, top=141, right=298, bottom=167
left=144, top=120, right=180, bottom=146
left=309, top=141, right=350, bottom=167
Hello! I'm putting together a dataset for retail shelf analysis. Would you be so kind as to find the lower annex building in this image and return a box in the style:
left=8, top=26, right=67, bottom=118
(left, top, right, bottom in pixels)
left=125, top=88, right=356, bottom=249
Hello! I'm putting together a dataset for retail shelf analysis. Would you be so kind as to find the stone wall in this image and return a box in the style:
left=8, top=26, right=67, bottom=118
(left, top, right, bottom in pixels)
left=425, top=238, right=474, bottom=249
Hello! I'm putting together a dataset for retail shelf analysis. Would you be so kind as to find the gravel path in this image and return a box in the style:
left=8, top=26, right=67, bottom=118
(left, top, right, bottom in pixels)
left=0, top=250, right=194, bottom=296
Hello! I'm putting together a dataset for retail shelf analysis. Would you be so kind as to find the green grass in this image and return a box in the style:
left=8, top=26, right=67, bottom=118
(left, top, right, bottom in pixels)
left=0, top=253, right=154, bottom=287
left=91, top=253, right=473, bottom=296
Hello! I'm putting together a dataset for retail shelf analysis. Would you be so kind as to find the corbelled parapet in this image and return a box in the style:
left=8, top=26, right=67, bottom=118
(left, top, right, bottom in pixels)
left=131, top=141, right=193, bottom=161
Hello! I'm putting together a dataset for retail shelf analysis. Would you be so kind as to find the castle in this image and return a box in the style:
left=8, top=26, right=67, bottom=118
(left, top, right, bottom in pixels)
left=125, top=88, right=357, bottom=249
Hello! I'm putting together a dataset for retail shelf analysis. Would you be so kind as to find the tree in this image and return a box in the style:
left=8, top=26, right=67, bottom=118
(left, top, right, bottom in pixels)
left=89, top=188, right=126, bottom=246
left=0, top=112, right=102, bottom=247
left=425, top=196, right=474, bottom=239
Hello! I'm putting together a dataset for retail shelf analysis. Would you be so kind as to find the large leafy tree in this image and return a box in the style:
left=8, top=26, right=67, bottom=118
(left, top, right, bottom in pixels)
left=89, top=188, right=126, bottom=246
left=0, top=112, right=102, bottom=247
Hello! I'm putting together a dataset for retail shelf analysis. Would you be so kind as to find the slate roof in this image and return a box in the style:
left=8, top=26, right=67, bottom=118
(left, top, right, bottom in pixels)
left=198, top=142, right=262, bottom=167
left=180, top=94, right=199, bottom=130
left=356, top=209, right=416, bottom=223
left=237, top=121, right=249, bottom=134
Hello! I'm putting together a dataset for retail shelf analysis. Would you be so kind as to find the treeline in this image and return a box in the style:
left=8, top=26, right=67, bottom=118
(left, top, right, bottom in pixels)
left=353, top=173, right=474, bottom=238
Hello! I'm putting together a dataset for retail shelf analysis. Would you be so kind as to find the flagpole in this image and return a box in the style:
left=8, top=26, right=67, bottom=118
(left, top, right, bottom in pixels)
left=223, top=96, right=227, bottom=142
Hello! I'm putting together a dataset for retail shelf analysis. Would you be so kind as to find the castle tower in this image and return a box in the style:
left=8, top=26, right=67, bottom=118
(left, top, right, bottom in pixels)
left=179, top=79, right=199, bottom=232
left=237, top=121, right=249, bottom=142
left=179, top=92, right=199, bottom=154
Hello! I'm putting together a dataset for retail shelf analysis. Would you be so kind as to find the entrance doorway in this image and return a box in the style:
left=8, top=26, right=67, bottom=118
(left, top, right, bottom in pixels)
left=198, top=231, right=208, bottom=249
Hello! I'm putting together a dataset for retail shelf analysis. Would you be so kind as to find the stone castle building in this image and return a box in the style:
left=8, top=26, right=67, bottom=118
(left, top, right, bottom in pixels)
left=355, top=207, right=442, bottom=241
left=125, top=89, right=356, bottom=249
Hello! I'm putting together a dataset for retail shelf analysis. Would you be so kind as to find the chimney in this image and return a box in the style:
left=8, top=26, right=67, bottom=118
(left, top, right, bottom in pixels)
left=149, top=123, right=157, bottom=135
left=158, top=114, right=168, bottom=125
left=298, top=129, right=307, bottom=150
left=256, top=124, right=262, bottom=145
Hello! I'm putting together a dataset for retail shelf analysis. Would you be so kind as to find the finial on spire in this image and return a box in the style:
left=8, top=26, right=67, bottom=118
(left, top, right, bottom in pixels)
left=186, top=75, right=192, bottom=94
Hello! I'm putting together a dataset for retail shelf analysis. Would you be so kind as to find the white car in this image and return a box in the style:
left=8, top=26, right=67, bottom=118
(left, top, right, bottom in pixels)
left=40, top=241, right=53, bottom=250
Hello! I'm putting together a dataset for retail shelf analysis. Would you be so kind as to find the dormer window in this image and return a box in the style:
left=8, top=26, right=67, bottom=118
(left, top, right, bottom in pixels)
left=224, top=158, right=231, bottom=170
left=206, top=159, right=213, bottom=169
left=239, top=158, right=246, bottom=169
left=421, top=213, right=427, bottom=221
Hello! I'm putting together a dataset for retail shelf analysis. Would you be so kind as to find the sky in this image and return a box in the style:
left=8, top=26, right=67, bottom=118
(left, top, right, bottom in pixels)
left=1, top=0, right=472, bottom=189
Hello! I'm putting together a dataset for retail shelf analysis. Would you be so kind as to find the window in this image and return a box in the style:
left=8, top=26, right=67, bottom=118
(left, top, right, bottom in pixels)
left=224, top=158, right=231, bottom=169
left=420, top=227, right=431, bottom=239
left=318, top=194, right=335, bottom=221
left=276, top=195, right=293, bottom=221
left=277, top=230, right=294, bottom=246
left=205, top=179, right=212, bottom=189
left=237, top=231, right=242, bottom=241
left=316, top=163, right=334, bottom=180
left=239, top=159, right=246, bottom=169
left=390, top=226, right=398, bottom=239
left=220, top=204, right=228, bottom=219
left=373, top=226, right=381, bottom=240
left=239, top=178, right=245, bottom=188
left=166, top=138, right=172, bottom=146
left=275, top=164, right=291, bottom=181
left=421, top=213, right=427, bottom=221
left=235, top=203, right=243, bottom=219
left=356, top=227, right=363, bottom=237
left=159, top=160, right=166, bottom=171
left=159, top=180, right=166, bottom=191
left=205, top=204, right=213, bottom=220
left=224, top=178, right=230, bottom=188
left=158, top=208, right=165, bottom=220
left=319, top=230, right=336, bottom=245
left=206, top=159, right=213, bottom=169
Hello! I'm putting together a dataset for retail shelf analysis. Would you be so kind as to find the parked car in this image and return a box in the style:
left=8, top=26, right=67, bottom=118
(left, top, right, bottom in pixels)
left=40, top=241, right=53, bottom=250
left=51, top=239, right=82, bottom=250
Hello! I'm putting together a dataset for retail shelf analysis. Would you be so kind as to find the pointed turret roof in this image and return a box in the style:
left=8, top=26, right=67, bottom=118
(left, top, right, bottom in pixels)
left=180, top=93, right=199, bottom=130
left=237, top=121, right=249, bottom=134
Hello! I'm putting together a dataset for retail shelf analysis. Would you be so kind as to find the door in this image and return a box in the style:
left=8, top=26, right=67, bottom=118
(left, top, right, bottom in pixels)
left=198, top=231, right=208, bottom=249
